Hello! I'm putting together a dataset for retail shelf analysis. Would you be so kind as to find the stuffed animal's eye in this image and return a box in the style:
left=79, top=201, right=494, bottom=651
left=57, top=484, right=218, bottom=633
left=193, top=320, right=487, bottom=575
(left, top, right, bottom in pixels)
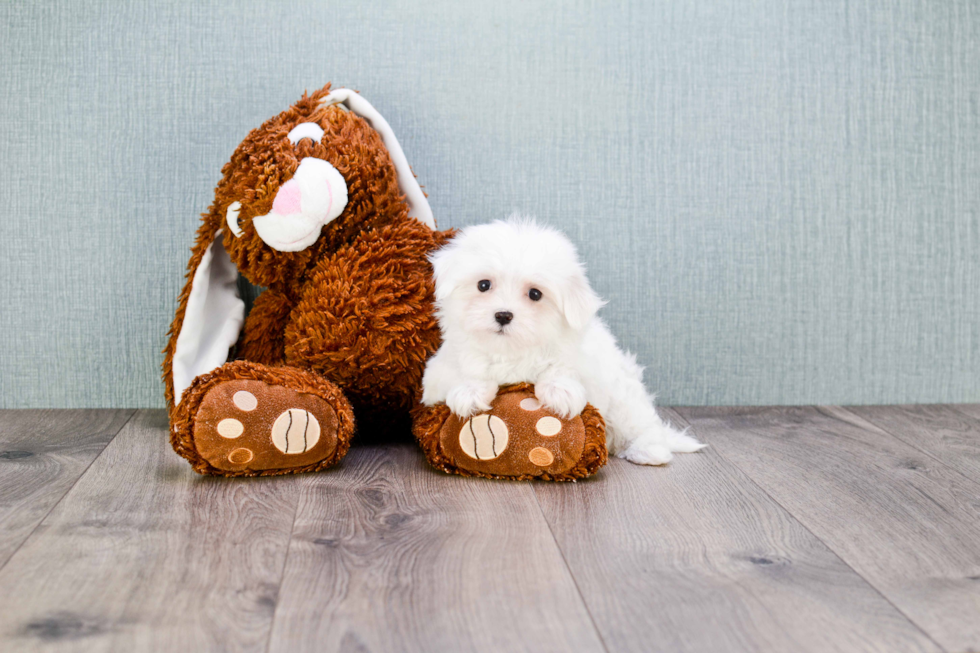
left=287, top=122, right=325, bottom=146
left=477, top=280, right=491, bottom=292
left=528, top=288, right=542, bottom=301
left=226, top=201, right=243, bottom=238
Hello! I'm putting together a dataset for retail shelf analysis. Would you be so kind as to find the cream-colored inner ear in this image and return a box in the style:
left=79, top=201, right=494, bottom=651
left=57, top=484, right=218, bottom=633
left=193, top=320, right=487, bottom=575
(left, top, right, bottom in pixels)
left=171, top=233, right=244, bottom=404
left=226, top=202, right=243, bottom=237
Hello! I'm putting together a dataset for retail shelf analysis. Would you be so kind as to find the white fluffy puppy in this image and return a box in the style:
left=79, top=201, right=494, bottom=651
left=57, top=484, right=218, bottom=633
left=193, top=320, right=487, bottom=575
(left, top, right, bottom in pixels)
left=421, top=217, right=705, bottom=465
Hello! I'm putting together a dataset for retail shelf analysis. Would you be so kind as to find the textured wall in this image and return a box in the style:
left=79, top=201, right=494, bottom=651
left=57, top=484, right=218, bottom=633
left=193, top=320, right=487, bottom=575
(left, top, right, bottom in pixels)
left=1, top=0, right=978, bottom=408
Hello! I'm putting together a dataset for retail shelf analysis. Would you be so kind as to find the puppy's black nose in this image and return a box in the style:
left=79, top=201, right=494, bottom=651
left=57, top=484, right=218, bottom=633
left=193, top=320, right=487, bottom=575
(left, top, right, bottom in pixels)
left=495, top=311, right=514, bottom=326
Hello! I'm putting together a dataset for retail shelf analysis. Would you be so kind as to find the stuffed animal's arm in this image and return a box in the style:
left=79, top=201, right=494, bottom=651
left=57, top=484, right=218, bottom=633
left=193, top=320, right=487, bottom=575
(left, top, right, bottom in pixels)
left=237, top=288, right=294, bottom=366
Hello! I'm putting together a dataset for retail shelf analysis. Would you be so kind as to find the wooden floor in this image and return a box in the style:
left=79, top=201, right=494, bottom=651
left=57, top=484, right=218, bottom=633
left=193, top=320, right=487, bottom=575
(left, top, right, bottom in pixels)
left=0, top=407, right=978, bottom=653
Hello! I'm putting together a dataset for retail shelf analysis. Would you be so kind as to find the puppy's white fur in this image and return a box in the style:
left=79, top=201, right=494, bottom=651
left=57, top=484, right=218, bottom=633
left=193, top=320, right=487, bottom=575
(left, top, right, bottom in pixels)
left=422, top=216, right=705, bottom=465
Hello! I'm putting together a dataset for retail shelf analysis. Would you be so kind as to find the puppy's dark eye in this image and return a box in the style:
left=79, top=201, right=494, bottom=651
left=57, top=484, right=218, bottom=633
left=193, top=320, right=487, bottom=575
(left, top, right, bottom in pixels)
left=528, top=288, right=543, bottom=301
left=477, top=280, right=491, bottom=292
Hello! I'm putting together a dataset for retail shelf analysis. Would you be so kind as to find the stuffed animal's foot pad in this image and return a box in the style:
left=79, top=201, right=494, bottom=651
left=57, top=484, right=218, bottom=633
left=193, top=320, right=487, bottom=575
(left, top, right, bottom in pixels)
left=173, top=361, right=354, bottom=477
left=413, top=383, right=607, bottom=481
left=195, top=380, right=338, bottom=472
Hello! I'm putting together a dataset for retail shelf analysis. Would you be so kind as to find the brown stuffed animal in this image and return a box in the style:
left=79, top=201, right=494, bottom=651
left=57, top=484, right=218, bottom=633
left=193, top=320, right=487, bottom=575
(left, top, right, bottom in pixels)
left=163, top=84, right=606, bottom=480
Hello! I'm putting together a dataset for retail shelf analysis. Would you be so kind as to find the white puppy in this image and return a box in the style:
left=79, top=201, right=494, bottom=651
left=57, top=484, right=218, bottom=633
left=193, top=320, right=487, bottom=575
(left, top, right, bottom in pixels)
left=421, top=216, right=705, bottom=465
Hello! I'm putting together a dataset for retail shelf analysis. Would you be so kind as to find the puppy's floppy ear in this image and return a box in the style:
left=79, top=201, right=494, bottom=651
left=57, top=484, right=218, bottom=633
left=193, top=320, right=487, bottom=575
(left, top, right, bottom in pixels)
left=429, top=241, right=467, bottom=303
left=558, top=267, right=605, bottom=331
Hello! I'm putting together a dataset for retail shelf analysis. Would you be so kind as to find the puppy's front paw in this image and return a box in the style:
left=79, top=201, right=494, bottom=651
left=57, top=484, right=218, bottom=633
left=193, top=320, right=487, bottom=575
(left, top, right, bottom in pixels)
left=620, top=436, right=674, bottom=466
left=535, top=377, right=587, bottom=419
left=446, top=383, right=497, bottom=418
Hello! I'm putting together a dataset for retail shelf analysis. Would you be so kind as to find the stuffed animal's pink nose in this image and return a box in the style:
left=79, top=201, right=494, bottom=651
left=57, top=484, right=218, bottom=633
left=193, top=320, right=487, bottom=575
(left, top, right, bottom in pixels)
left=272, top=179, right=303, bottom=215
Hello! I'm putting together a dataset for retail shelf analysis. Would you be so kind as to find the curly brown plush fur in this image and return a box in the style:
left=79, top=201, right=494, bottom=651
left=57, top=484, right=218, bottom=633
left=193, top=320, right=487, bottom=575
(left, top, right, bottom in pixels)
left=285, top=220, right=453, bottom=420
left=237, top=289, right=292, bottom=366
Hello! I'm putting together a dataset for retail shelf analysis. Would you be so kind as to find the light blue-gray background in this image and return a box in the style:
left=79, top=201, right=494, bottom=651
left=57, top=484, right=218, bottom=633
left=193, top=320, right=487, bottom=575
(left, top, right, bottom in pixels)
left=2, top=0, right=978, bottom=408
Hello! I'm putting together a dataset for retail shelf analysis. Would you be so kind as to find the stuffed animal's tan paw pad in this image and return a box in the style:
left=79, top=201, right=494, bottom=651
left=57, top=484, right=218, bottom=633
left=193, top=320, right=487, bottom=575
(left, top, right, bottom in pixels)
left=458, top=414, right=509, bottom=460
left=193, top=379, right=339, bottom=473
left=271, top=408, right=321, bottom=454
left=233, top=390, right=258, bottom=411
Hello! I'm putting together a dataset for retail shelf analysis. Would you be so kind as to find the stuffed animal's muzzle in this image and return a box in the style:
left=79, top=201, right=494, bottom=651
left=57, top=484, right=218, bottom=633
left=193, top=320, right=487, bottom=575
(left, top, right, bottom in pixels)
left=228, top=151, right=349, bottom=252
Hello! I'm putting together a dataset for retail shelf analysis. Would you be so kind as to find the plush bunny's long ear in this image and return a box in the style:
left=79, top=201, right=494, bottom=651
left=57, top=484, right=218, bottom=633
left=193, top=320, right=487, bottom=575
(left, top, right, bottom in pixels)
left=167, top=230, right=244, bottom=406
left=321, top=89, right=435, bottom=230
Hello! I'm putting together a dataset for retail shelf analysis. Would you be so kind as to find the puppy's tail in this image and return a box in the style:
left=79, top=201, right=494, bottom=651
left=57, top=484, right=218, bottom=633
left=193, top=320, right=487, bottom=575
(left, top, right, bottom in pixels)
left=666, top=426, right=708, bottom=453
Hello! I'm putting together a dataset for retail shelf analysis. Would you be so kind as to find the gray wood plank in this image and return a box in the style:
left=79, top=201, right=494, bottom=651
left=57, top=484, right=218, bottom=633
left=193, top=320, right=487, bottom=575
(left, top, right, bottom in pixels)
left=268, top=443, right=606, bottom=653
left=947, top=404, right=980, bottom=421
left=532, top=408, right=940, bottom=653
left=677, top=405, right=980, bottom=653
left=845, top=404, right=980, bottom=483
left=0, top=409, right=301, bottom=652
left=0, top=409, right=133, bottom=570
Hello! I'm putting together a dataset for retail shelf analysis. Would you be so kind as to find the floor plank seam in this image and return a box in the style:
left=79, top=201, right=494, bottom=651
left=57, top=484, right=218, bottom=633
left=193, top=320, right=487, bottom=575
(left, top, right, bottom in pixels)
left=529, top=487, right=611, bottom=653
left=832, top=406, right=980, bottom=496
left=673, top=408, right=951, bottom=653
left=263, top=475, right=304, bottom=653
left=0, top=409, right=137, bottom=575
